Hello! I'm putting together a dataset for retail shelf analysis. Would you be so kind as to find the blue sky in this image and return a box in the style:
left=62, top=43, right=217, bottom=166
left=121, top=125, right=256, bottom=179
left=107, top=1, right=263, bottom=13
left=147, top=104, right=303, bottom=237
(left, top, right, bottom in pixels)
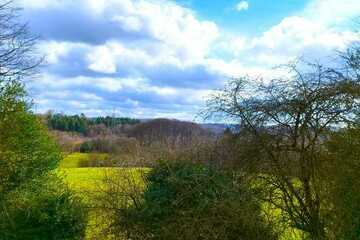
left=19, top=0, right=360, bottom=120
left=174, top=0, right=309, bottom=35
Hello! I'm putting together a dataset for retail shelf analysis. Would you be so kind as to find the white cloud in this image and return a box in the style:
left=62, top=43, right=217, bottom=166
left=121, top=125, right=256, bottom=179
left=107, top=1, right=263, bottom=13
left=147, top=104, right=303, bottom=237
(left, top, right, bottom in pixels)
left=39, top=41, right=82, bottom=64
left=24, top=0, right=360, bottom=119
left=23, top=0, right=219, bottom=64
left=87, top=45, right=118, bottom=74
left=30, top=72, right=208, bottom=119
left=112, top=15, right=143, bottom=32
left=304, top=0, right=360, bottom=27
left=32, top=74, right=126, bottom=92
left=225, top=1, right=360, bottom=68
left=86, top=40, right=177, bottom=71
left=78, top=92, right=103, bottom=101
left=131, top=0, right=219, bottom=62
left=251, top=16, right=359, bottom=51
left=236, top=1, right=249, bottom=11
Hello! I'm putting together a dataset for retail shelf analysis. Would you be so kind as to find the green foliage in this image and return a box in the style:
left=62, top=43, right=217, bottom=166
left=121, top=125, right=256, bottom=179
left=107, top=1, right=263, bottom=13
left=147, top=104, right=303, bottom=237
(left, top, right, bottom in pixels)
left=46, top=113, right=140, bottom=134
left=46, top=113, right=89, bottom=134
left=115, top=161, right=278, bottom=240
left=0, top=82, right=61, bottom=196
left=326, top=126, right=360, bottom=239
left=0, top=3, right=87, bottom=239
left=79, top=138, right=115, bottom=153
left=0, top=174, right=87, bottom=240
left=92, top=116, right=140, bottom=128
left=80, top=141, right=93, bottom=153
left=0, top=82, right=87, bottom=240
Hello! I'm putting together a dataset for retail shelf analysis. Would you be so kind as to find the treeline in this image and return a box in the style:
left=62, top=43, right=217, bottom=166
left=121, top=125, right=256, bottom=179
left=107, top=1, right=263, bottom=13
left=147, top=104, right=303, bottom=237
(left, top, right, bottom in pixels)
left=46, top=113, right=88, bottom=133
left=52, top=117, right=215, bottom=157
left=45, top=113, right=140, bottom=134
left=93, top=116, right=140, bottom=127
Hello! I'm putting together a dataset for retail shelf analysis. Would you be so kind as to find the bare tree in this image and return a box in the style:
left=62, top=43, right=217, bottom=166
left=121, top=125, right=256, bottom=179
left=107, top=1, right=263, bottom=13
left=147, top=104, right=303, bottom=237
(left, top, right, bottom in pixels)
left=205, top=60, right=360, bottom=239
left=127, top=118, right=213, bottom=149
left=0, top=0, right=41, bottom=82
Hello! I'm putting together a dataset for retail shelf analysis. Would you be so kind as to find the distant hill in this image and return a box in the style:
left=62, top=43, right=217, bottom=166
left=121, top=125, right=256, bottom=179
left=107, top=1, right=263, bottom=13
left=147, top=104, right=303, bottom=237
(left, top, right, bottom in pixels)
left=138, top=119, right=236, bottom=135
left=41, top=112, right=234, bottom=138
left=201, top=123, right=228, bottom=135
left=127, top=118, right=214, bottom=147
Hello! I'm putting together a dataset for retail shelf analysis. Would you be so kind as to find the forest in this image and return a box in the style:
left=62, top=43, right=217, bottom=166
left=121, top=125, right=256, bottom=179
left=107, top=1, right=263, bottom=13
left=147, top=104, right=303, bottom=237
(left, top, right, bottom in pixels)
left=45, top=113, right=140, bottom=134
left=1, top=1, right=360, bottom=240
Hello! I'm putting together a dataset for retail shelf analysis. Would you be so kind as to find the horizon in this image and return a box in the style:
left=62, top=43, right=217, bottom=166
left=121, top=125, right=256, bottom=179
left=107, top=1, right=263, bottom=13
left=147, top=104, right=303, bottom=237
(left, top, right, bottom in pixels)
left=36, top=111, right=236, bottom=125
left=20, top=0, right=360, bottom=121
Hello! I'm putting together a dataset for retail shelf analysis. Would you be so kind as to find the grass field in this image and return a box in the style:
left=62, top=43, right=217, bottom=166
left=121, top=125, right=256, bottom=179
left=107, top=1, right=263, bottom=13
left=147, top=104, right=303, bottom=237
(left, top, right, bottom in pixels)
left=58, top=167, right=111, bottom=191
left=59, top=167, right=120, bottom=239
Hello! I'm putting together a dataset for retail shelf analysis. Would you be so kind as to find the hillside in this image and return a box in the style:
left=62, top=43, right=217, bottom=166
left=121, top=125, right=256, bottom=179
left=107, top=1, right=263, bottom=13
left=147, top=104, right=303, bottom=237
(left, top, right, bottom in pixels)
left=127, top=118, right=214, bottom=147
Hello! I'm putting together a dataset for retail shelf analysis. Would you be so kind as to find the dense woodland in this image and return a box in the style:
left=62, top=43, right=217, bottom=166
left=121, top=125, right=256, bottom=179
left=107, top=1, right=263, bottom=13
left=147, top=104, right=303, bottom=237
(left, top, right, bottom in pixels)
left=45, top=113, right=140, bottom=134
left=1, top=1, right=360, bottom=240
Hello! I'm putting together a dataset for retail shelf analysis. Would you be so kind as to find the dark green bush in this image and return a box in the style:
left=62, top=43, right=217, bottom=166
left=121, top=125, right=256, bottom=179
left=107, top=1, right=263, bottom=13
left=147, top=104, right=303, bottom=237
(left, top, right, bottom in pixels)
left=326, top=127, right=360, bottom=239
left=0, top=174, right=87, bottom=240
left=80, top=138, right=116, bottom=153
left=79, top=141, right=93, bottom=153
left=0, top=3, right=88, bottom=239
left=0, top=83, right=87, bottom=240
left=0, top=82, right=61, bottom=197
left=112, top=161, right=278, bottom=240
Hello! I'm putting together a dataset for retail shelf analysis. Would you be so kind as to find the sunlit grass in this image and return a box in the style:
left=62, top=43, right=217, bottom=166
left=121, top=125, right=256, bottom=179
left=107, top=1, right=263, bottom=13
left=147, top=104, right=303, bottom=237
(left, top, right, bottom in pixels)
left=58, top=167, right=111, bottom=192
left=58, top=167, right=117, bottom=239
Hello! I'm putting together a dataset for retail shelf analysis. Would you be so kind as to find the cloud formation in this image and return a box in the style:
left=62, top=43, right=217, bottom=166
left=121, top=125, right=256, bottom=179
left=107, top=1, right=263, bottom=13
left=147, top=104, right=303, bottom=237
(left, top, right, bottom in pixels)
left=236, top=1, right=249, bottom=11
left=19, top=0, right=360, bottom=120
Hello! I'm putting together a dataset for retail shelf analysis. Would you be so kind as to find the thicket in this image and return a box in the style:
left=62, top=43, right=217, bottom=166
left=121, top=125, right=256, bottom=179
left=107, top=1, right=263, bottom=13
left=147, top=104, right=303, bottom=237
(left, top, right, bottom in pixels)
left=325, top=126, right=360, bottom=239
left=95, top=161, right=278, bottom=240
left=0, top=175, right=87, bottom=240
left=0, top=80, right=88, bottom=240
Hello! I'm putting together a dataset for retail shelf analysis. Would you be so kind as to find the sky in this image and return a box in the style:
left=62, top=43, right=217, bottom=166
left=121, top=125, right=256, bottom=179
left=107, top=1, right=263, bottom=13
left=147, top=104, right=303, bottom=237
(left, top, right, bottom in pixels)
left=19, top=0, right=360, bottom=121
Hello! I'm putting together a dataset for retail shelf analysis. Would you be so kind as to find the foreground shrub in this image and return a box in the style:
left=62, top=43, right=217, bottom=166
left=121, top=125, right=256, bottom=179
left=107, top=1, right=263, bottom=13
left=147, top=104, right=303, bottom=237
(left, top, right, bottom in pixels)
left=99, top=161, right=278, bottom=240
left=325, top=127, right=360, bottom=239
left=0, top=82, right=61, bottom=196
left=0, top=174, right=87, bottom=240
left=0, top=3, right=88, bottom=239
